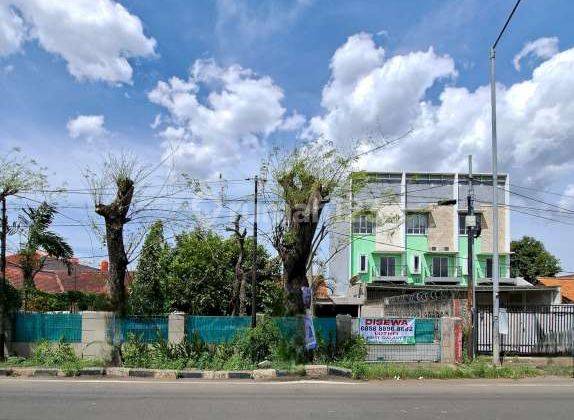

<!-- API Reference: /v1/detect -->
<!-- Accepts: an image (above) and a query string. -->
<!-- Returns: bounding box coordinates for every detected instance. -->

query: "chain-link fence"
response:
[354,317,442,362]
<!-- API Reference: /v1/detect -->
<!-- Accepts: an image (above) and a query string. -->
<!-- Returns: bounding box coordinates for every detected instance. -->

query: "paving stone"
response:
[12,367,36,377]
[304,365,329,378]
[252,369,277,379]
[106,367,130,377]
[153,370,178,380]
[328,366,352,378]
[178,370,204,379]
[79,367,105,376]
[227,371,252,379]
[129,368,155,378]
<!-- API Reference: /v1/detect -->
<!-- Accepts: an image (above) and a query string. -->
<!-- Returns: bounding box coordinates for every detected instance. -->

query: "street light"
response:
[490,0,523,366]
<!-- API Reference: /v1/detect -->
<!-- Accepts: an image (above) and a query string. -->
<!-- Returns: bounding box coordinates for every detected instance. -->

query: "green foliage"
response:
[163,228,282,316]
[18,202,73,290]
[0,148,47,197]
[0,280,21,312]
[235,317,281,363]
[511,236,561,283]
[29,339,96,376]
[346,359,543,380]
[166,229,236,315]
[129,221,170,315]
[21,289,111,312]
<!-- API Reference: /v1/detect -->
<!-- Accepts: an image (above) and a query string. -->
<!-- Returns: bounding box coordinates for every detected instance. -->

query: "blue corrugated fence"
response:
[12,312,82,343]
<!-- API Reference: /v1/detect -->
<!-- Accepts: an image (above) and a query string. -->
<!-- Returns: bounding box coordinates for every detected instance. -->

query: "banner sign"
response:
[304,314,317,350]
[359,318,416,344]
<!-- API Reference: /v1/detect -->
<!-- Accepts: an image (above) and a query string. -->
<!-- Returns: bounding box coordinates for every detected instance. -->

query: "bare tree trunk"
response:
[104,223,129,315]
[227,215,247,316]
[95,178,134,316]
[279,187,324,315]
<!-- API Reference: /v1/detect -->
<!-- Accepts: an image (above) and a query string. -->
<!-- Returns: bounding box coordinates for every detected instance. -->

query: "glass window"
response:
[432,257,449,277]
[352,214,375,234]
[380,257,396,277]
[459,213,481,235]
[359,255,368,272]
[407,213,428,234]
[413,255,420,273]
[486,258,493,278]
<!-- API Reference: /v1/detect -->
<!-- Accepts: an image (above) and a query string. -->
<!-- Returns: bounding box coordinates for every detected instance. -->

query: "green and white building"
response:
[329,172,512,293]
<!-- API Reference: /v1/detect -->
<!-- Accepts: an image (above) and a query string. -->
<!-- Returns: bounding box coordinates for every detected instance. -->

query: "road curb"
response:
[0,365,351,380]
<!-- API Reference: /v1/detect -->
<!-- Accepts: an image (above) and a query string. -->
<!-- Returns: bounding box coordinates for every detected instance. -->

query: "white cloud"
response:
[513,37,559,71]
[0,3,26,56]
[149,59,288,178]
[0,0,156,83]
[67,115,107,141]
[307,32,457,144]
[279,112,306,131]
[308,33,574,188]
[215,0,311,47]
[559,185,574,209]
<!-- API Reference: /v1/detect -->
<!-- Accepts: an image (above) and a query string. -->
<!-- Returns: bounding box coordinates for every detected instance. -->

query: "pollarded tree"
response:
[128,221,170,315]
[268,143,359,314]
[0,148,47,360]
[86,154,144,315]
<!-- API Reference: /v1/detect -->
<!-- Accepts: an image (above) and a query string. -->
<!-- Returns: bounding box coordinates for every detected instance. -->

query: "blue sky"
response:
[1,0,574,274]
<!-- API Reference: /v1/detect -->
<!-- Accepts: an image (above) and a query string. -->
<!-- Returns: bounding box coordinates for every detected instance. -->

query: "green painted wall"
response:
[350,235,376,283]
[406,235,428,284]
[350,231,509,285]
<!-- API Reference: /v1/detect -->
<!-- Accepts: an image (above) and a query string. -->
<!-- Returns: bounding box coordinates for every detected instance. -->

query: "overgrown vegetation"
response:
[120,317,364,371]
[0,340,104,376]
[343,358,572,380]
[19,289,112,312]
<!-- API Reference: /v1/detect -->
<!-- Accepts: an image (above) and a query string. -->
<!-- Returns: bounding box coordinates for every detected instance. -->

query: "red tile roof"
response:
[5,253,116,294]
[538,276,574,303]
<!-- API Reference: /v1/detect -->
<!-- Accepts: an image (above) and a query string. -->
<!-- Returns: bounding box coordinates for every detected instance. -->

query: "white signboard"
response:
[359,318,416,344]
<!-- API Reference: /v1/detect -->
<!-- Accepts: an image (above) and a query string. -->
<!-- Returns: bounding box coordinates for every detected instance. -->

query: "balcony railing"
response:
[429,265,462,279]
[371,265,408,279]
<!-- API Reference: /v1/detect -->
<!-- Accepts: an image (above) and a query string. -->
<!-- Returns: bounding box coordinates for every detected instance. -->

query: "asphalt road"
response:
[0,377,573,420]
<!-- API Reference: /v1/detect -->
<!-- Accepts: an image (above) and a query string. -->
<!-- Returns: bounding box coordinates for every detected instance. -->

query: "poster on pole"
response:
[359,318,416,344]
[304,314,317,350]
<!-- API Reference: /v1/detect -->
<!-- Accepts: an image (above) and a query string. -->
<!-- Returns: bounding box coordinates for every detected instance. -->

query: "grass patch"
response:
[345,359,571,380]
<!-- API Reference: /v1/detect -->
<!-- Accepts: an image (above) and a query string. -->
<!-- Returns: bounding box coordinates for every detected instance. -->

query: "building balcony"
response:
[426,266,462,284]
[372,265,408,284]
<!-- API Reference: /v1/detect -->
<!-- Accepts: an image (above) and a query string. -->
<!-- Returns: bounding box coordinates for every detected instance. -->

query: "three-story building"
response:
[329,172,511,293]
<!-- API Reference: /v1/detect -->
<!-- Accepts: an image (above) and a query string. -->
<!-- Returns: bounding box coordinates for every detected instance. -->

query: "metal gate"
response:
[478,305,574,356]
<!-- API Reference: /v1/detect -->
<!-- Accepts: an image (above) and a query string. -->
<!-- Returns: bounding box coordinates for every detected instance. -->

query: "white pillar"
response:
[168,312,186,344]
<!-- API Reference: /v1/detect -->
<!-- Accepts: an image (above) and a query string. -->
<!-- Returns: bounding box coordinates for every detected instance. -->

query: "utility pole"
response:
[490,0,522,366]
[251,175,258,328]
[0,196,7,360]
[466,155,477,360]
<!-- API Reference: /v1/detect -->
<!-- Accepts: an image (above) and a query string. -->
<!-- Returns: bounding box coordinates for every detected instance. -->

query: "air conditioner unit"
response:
[443,246,449,251]
[431,246,437,251]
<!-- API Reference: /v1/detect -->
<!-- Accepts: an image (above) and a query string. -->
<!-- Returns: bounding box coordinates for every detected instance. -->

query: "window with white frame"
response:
[432,257,449,277]
[486,257,493,278]
[406,213,428,234]
[380,257,396,277]
[359,254,368,273]
[352,213,375,234]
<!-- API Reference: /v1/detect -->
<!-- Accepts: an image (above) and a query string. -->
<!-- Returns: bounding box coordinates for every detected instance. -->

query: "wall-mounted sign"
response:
[359,318,416,344]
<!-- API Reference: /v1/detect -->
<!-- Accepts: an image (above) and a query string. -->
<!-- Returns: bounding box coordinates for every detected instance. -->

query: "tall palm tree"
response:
[18,202,73,299]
